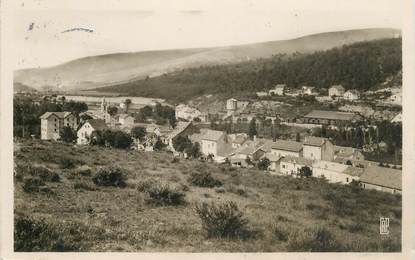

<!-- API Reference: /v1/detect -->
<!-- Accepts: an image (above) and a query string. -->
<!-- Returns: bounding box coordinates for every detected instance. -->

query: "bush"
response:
[14,215,79,251]
[288,227,343,252]
[195,201,248,239]
[59,157,76,169]
[22,177,45,193]
[31,166,60,182]
[144,183,186,206]
[73,180,98,191]
[188,171,222,188]
[272,223,289,241]
[92,167,127,188]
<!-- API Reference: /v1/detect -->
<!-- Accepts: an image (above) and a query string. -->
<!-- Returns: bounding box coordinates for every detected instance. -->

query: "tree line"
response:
[98,38,402,102]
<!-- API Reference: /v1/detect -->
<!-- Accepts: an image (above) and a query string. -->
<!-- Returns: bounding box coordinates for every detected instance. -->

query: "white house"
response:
[343,90,360,101]
[270,140,303,158]
[269,84,285,96]
[359,166,402,194]
[391,113,402,123]
[77,119,108,145]
[226,98,238,116]
[328,85,345,97]
[200,129,227,157]
[302,86,316,95]
[118,114,135,126]
[389,93,402,104]
[312,161,363,184]
[279,156,313,176]
[256,91,269,97]
[302,136,334,161]
[175,104,206,122]
[40,112,78,140]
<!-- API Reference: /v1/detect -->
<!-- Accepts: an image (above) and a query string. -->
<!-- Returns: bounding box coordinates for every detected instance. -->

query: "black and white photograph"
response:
[1,0,414,257]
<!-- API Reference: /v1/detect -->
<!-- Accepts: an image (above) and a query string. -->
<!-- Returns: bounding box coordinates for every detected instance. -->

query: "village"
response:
[35,82,402,195]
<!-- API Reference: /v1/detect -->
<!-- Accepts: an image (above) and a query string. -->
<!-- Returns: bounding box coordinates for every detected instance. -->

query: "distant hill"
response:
[14,28,400,92]
[97,38,402,102]
[13,82,37,93]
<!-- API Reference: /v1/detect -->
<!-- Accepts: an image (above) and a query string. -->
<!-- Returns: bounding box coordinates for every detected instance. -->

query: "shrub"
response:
[195,201,248,239]
[59,157,76,169]
[288,227,343,252]
[92,167,127,188]
[30,166,60,182]
[144,183,186,206]
[188,171,222,188]
[14,215,79,251]
[22,177,45,193]
[73,180,98,191]
[272,223,289,241]
[136,178,158,192]
[215,186,226,193]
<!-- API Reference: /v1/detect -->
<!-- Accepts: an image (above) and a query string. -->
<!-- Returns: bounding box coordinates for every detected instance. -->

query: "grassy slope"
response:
[14,140,401,252]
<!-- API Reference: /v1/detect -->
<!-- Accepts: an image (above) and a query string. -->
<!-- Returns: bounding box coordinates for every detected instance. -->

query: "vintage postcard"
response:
[0,0,414,259]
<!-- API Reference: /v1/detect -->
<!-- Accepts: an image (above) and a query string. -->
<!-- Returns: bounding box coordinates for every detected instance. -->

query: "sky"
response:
[12,0,402,70]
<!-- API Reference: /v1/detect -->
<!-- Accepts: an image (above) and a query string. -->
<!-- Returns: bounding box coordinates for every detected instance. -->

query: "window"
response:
[346,177,349,183]
[282,165,285,169]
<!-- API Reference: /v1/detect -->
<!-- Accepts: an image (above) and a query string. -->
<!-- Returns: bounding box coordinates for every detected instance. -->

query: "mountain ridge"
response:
[14,28,400,92]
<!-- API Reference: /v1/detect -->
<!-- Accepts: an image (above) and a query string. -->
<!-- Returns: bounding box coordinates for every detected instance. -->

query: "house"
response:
[343,90,360,101]
[389,93,402,104]
[77,119,108,145]
[40,112,78,140]
[329,85,345,97]
[301,86,316,95]
[279,156,313,176]
[175,104,206,122]
[303,110,361,125]
[166,121,193,150]
[303,136,334,161]
[269,84,285,96]
[229,134,248,148]
[256,91,269,97]
[270,140,303,158]
[333,145,365,161]
[391,113,402,123]
[118,114,135,126]
[359,166,402,194]
[200,129,231,161]
[312,161,363,184]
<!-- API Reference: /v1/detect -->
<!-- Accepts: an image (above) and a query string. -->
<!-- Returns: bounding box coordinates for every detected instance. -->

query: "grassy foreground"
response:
[14,140,401,252]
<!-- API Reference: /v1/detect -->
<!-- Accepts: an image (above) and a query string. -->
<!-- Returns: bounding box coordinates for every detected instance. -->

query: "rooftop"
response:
[303,136,328,147]
[280,156,313,167]
[312,160,349,173]
[360,166,402,190]
[40,111,73,119]
[271,140,303,152]
[330,85,345,91]
[201,129,225,142]
[86,119,108,131]
[304,110,357,121]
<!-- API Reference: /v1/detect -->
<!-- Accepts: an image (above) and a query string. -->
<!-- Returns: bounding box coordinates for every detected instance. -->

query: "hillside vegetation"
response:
[14,140,401,252]
[14,28,399,92]
[97,38,401,102]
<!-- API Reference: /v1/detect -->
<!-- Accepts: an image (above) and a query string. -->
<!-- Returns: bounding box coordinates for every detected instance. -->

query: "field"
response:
[14,140,401,252]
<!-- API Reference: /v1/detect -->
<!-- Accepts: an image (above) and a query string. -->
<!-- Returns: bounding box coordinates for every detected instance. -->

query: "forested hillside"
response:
[97,38,402,102]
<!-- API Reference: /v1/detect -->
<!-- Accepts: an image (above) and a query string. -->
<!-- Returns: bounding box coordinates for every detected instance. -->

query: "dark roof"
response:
[304,110,357,121]
[40,111,73,119]
[201,129,225,141]
[271,140,303,152]
[330,85,345,91]
[360,166,402,190]
[280,156,313,167]
[303,136,327,147]
[87,119,108,131]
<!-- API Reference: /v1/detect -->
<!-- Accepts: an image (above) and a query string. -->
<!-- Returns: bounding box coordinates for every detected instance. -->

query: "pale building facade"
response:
[40,112,78,140]
[303,136,334,161]
[328,85,345,97]
[77,119,108,145]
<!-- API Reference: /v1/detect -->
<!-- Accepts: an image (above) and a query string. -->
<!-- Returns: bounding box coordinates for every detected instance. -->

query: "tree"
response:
[248,118,257,139]
[173,135,192,152]
[186,142,201,158]
[60,126,77,143]
[112,131,133,149]
[153,137,165,151]
[257,157,270,171]
[107,106,118,116]
[130,126,146,142]
[299,166,312,178]
[125,99,132,113]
